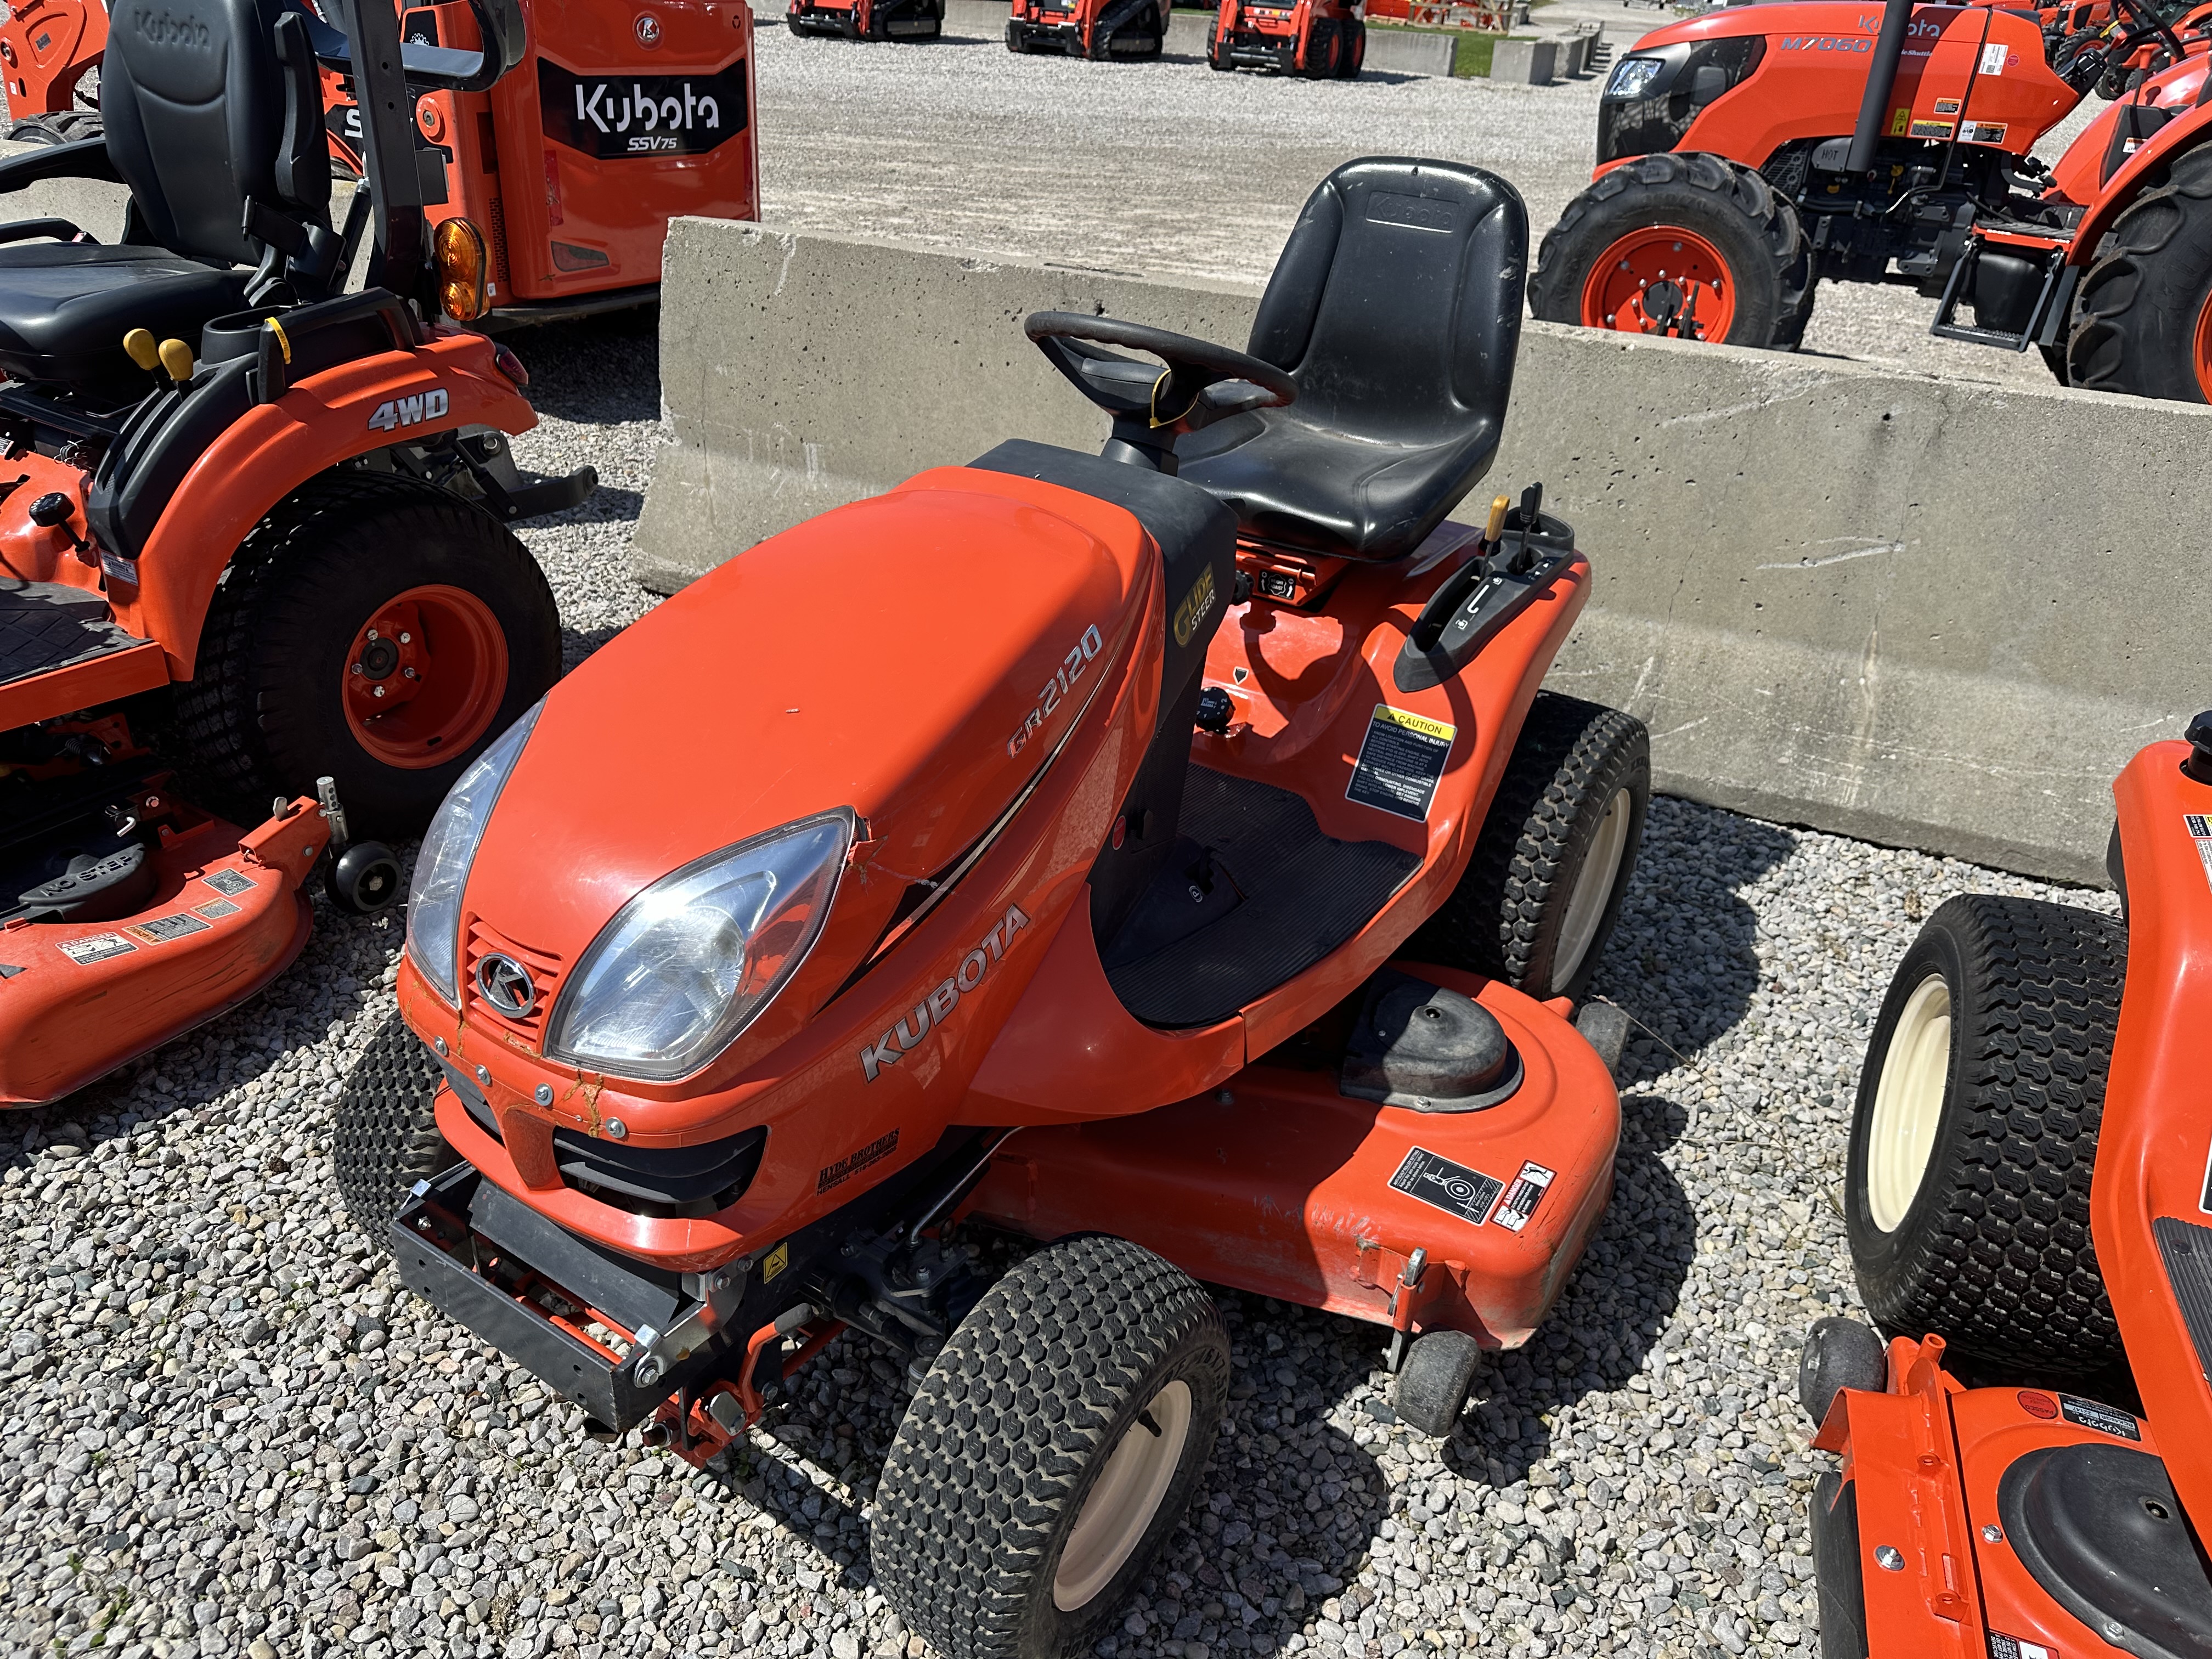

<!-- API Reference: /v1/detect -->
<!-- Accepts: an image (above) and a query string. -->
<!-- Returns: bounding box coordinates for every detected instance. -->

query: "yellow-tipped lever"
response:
[1482,493,1510,544]
[122,328,159,372]
[156,337,193,383]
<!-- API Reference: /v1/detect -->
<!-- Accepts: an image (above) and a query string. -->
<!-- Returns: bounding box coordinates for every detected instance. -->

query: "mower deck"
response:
[1812,1335,2212,1659]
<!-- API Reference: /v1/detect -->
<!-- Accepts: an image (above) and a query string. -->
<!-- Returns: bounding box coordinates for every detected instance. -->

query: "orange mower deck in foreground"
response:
[1800,730,2212,1656]
[338,159,1652,1659]
[2,0,591,1106]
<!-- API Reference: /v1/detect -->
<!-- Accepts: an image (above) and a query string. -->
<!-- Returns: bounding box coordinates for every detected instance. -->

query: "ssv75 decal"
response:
[538,58,749,159]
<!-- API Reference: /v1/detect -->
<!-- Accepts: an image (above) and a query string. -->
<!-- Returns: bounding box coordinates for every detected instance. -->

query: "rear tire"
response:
[1301,19,1341,75]
[1336,15,1364,75]
[172,473,561,840]
[2067,144,2212,402]
[1846,895,2125,1375]
[1531,151,1813,349]
[332,1013,453,1236]
[874,1235,1228,1659]
[1409,691,1650,1003]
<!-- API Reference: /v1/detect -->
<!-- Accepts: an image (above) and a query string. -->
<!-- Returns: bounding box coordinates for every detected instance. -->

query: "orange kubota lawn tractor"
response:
[1007,0,1170,58]
[336,158,1651,1658]
[2,0,760,325]
[1531,0,2212,400]
[1207,0,1365,76]
[0,0,600,1110]
[1796,717,2212,1658]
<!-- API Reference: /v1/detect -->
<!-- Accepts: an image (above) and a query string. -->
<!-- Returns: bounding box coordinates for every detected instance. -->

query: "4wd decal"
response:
[538,57,748,159]
[368,387,450,432]
[859,904,1030,1081]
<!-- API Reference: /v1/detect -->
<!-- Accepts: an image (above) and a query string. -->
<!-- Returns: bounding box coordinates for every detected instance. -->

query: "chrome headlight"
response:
[544,812,852,1082]
[404,702,542,1006]
[1605,55,1667,99]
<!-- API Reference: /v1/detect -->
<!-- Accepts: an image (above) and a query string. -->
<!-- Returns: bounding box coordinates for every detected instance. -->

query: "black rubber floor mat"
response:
[1107,767,1421,1028]
[2155,1215,2212,1385]
[1,579,142,689]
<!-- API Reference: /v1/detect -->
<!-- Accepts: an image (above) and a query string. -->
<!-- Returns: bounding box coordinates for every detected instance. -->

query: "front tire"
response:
[1410,691,1650,1002]
[1531,151,1812,349]
[173,473,562,839]
[1846,895,2125,1375]
[2067,144,2212,402]
[332,1014,453,1235]
[874,1235,1229,1659]
[1336,15,1364,76]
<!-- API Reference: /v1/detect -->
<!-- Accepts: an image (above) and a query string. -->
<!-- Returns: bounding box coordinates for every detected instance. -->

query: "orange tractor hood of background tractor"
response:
[460,466,1155,990]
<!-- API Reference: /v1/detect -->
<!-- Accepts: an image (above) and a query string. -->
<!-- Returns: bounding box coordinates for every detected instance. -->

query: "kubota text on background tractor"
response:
[1797,715,2212,1657]
[336,158,1652,1659]
[1532,0,2212,401]
[2,0,760,325]
[1208,0,1366,76]
[1007,0,1170,59]
[1,0,596,1109]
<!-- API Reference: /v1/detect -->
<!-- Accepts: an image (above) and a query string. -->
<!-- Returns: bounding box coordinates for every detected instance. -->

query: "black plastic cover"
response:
[1340,969,1522,1113]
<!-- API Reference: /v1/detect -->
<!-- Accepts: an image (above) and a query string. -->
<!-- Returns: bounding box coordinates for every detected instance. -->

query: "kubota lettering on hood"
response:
[859,904,1030,1081]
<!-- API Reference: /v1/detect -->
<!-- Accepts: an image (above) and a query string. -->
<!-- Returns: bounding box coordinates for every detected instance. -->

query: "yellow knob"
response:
[1483,494,1510,542]
[122,328,159,371]
[157,338,194,382]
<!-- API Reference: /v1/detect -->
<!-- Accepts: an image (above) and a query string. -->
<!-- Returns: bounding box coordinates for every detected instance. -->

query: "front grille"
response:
[462,919,563,1047]
[555,1125,769,1219]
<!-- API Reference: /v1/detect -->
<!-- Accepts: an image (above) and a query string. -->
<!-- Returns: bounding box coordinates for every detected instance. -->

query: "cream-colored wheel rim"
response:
[1556,788,1634,986]
[1866,973,1953,1233]
[1052,1379,1193,1612]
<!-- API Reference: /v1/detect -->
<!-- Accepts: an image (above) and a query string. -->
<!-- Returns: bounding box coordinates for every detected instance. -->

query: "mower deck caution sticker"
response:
[126,912,212,945]
[192,897,242,921]
[1492,1161,1557,1233]
[1986,1635,2055,1659]
[1390,1147,1504,1226]
[1348,705,1456,822]
[204,869,256,897]
[57,933,137,966]
[2058,1395,2141,1441]
[2185,814,2212,889]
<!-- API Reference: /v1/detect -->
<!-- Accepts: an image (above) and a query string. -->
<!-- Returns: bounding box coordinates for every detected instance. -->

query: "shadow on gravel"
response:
[501,309,662,425]
[1590,796,1796,1073]
[1447,1090,1696,1488]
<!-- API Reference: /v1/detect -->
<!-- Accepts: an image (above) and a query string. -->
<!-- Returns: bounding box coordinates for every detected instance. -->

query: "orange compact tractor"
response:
[787,0,945,42]
[338,159,1650,1658]
[1532,0,2212,399]
[3,0,760,324]
[0,0,104,144]
[1798,718,2212,1658]
[1207,0,1366,75]
[1007,0,1170,57]
[0,0,596,1109]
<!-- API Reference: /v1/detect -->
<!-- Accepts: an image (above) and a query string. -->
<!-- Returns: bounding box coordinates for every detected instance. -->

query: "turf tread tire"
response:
[1530,151,1813,350]
[874,1234,1229,1659]
[171,471,560,839]
[2066,144,2212,401]
[1846,894,2125,1375]
[332,1013,452,1236]
[1409,691,1650,1002]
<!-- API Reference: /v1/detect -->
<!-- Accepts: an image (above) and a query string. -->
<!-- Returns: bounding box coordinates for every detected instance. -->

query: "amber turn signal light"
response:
[433,217,490,324]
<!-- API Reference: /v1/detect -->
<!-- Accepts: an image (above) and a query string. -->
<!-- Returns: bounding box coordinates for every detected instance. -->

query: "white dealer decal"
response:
[368,387,451,432]
[859,904,1030,1081]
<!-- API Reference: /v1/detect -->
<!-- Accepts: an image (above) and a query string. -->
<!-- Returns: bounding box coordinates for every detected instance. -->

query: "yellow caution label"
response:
[1369,704,1458,742]
[762,1242,789,1283]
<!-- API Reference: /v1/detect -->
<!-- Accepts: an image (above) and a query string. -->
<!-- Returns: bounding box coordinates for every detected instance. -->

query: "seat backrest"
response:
[99,0,331,267]
[1245,158,1526,450]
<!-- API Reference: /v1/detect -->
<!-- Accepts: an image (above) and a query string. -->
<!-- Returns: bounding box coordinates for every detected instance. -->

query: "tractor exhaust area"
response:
[2,19,2180,1659]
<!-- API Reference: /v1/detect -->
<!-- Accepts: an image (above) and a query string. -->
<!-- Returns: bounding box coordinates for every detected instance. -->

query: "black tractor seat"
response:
[1178,157,1530,563]
[0,244,252,388]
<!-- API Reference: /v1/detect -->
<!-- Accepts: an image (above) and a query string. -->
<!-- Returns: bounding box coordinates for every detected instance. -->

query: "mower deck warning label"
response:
[1348,705,1456,822]
[1987,1635,2056,1659]
[1389,1147,1504,1226]
[57,933,137,967]
[204,870,256,897]
[126,912,212,945]
[2058,1395,2140,1441]
[1492,1161,1557,1233]
[2185,814,2212,890]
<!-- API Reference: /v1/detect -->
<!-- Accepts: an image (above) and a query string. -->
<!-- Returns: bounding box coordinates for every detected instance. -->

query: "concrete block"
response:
[640,222,2210,883]
[1362,26,1457,76]
[1558,29,1592,76]
[1489,35,1554,82]
[1166,8,1212,53]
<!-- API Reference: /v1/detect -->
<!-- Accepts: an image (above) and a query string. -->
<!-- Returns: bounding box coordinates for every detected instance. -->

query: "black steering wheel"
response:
[1024,313,1295,454]
[2114,0,2191,63]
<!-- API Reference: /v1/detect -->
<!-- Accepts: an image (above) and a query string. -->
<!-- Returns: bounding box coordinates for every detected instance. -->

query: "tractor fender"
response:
[2068,87,2212,261]
[114,329,537,681]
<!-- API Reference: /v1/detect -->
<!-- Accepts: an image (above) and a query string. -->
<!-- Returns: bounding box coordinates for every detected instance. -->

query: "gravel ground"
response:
[3,291,2120,1656]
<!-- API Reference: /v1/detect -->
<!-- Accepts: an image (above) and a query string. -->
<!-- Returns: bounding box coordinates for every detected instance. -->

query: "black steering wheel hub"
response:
[1024,311,1296,474]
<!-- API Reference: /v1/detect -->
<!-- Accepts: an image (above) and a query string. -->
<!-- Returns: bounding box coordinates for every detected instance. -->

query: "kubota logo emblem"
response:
[368,387,450,432]
[133,8,210,47]
[475,953,537,1018]
[858,905,1030,1081]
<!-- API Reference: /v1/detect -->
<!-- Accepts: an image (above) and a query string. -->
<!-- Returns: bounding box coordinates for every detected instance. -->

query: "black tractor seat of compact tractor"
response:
[1177,157,1530,565]
[0,0,345,393]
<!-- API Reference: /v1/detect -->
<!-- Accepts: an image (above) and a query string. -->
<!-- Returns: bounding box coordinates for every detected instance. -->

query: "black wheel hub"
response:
[356,635,400,680]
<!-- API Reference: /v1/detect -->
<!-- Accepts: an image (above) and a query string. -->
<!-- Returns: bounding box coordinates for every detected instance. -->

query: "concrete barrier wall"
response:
[640,218,2206,885]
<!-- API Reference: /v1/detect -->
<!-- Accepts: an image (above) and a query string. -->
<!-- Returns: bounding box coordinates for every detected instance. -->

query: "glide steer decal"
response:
[859,904,1030,1081]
